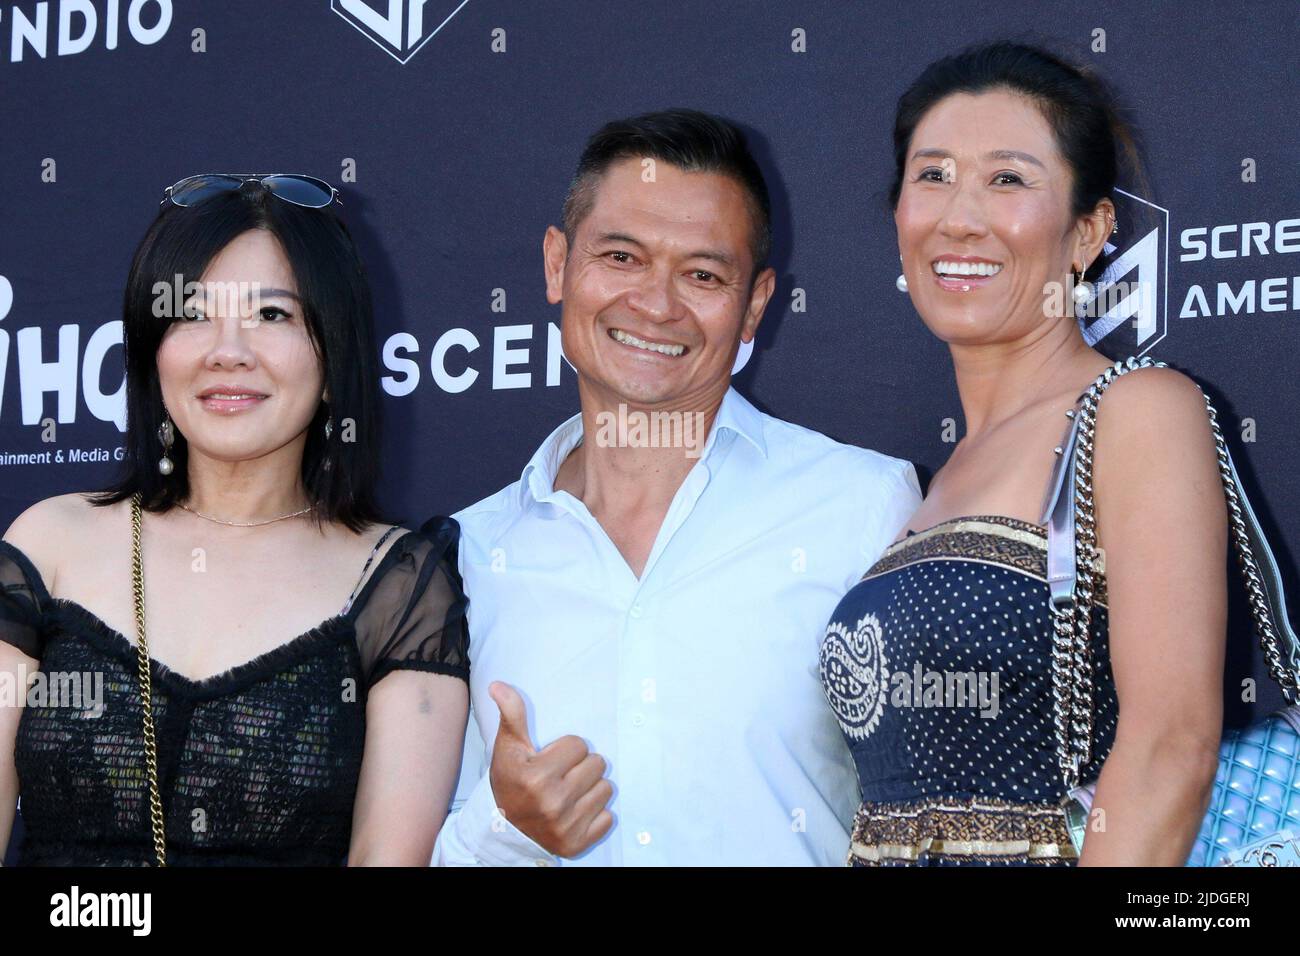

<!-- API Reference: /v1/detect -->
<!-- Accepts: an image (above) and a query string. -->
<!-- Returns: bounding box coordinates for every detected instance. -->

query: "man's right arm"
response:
[431,682,613,865]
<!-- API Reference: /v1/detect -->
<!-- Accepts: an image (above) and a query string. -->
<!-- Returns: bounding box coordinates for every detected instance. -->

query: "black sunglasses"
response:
[161,173,341,209]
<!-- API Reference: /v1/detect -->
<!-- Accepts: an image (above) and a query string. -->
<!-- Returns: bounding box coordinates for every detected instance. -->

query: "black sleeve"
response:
[0,540,47,660]
[351,516,469,691]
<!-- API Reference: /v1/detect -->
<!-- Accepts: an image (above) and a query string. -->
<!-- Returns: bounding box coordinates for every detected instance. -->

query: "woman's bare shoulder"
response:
[1096,363,1207,411]
[333,521,414,596]
[3,493,121,589]
[1092,365,1216,458]
[1091,365,1224,529]
[5,492,117,539]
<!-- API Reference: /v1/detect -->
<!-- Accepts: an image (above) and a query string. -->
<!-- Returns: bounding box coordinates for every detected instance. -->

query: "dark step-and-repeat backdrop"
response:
[1,0,1296,739]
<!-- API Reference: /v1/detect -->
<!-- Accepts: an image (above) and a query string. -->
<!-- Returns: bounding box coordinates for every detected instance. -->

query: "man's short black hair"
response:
[562,108,772,275]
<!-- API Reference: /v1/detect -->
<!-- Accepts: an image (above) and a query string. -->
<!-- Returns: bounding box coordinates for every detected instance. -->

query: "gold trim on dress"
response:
[864,514,1110,608]
[846,794,1079,866]
[883,516,1047,556]
[849,839,1072,862]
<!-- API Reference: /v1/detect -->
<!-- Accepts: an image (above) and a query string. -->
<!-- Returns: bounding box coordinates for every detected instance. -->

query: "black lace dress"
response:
[0,515,469,866]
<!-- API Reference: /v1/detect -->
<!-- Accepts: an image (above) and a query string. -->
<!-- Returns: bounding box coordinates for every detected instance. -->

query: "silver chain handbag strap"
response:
[1049,356,1300,790]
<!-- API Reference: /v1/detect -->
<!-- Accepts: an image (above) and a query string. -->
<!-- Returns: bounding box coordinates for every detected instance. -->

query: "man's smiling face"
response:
[545,156,773,410]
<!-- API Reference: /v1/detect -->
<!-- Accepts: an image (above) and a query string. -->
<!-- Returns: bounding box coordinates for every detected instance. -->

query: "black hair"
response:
[90,184,387,533]
[889,40,1146,285]
[562,107,772,278]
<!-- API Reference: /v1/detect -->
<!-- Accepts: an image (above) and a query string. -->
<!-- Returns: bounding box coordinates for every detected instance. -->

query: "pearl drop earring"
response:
[157,414,175,476]
[896,255,908,293]
[1072,269,1093,304]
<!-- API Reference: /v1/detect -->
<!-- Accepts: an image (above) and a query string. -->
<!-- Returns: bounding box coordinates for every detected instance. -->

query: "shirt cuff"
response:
[453,772,562,867]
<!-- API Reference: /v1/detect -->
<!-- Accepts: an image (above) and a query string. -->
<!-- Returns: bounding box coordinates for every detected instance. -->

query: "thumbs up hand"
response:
[487,681,614,858]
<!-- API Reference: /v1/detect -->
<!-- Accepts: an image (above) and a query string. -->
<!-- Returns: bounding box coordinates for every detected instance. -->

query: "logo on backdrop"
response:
[331,0,470,64]
[1176,214,1300,320]
[0,274,126,434]
[2,0,173,64]
[1079,189,1169,357]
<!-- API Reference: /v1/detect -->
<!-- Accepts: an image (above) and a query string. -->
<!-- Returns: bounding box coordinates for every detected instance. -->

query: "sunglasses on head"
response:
[161,173,341,209]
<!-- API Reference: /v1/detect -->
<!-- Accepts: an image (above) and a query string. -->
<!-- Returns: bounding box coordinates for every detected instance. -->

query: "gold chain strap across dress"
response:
[130,492,168,867]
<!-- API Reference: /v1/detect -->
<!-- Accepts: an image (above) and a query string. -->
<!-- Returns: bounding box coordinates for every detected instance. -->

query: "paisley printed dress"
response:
[819,515,1119,865]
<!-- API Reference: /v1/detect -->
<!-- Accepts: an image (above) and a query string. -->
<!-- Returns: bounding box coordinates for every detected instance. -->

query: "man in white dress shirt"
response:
[433,109,921,866]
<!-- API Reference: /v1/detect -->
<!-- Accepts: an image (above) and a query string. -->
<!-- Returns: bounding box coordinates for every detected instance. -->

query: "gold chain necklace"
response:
[177,501,313,527]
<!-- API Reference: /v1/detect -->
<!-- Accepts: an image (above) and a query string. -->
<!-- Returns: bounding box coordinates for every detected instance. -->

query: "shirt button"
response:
[629,604,643,618]
[534,858,555,867]
[636,830,652,846]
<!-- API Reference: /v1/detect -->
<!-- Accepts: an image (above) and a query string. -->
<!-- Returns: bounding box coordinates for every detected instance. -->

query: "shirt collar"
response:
[519,385,768,506]
[711,384,768,459]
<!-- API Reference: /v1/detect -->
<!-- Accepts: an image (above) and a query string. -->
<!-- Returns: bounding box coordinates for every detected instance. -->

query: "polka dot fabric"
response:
[819,515,1119,866]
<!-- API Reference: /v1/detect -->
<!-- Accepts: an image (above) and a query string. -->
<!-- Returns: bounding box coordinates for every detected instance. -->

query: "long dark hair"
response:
[90,185,388,533]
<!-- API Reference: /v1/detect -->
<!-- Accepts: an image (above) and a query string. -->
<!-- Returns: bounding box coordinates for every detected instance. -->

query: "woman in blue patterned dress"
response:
[820,42,1227,865]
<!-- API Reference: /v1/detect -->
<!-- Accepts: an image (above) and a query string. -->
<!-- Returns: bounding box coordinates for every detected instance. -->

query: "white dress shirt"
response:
[432,385,921,865]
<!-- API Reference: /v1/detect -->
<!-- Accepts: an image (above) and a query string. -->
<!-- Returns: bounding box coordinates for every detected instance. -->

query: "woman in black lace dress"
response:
[0,175,470,866]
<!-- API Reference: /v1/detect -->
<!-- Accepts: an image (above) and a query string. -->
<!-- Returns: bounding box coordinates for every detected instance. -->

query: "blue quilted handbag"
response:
[1185,706,1300,866]
[1046,358,1300,866]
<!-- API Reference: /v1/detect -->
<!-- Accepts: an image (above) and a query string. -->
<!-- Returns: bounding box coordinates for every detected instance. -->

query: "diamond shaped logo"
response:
[1079,188,1169,356]
[332,0,470,64]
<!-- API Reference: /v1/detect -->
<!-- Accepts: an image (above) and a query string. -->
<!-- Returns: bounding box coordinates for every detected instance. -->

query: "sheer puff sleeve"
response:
[0,539,48,661]
[350,515,470,691]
